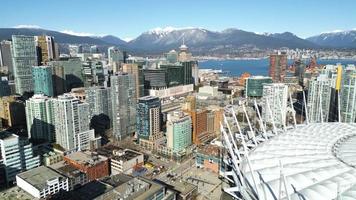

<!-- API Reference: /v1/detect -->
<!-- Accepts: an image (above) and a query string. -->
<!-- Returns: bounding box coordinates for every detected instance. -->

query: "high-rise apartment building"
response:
[136,96,161,141]
[0,95,26,128]
[32,66,54,96]
[262,83,288,127]
[84,86,112,120]
[107,47,123,72]
[340,65,356,123]
[25,94,54,143]
[0,131,40,185]
[52,94,95,151]
[307,75,335,123]
[269,52,287,82]
[166,112,192,153]
[11,35,37,94]
[186,109,208,144]
[111,73,136,140]
[0,40,14,79]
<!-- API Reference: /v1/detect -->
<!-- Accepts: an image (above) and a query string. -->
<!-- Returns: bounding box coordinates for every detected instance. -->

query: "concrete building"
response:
[0,131,40,184]
[49,161,88,190]
[85,86,112,120]
[35,35,56,64]
[149,84,194,99]
[262,83,288,127]
[245,76,273,98]
[269,52,287,82]
[52,94,95,151]
[0,77,11,97]
[107,47,123,72]
[166,112,192,153]
[122,63,144,98]
[16,166,69,199]
[111,73,137,140]
[182,95,196,111]
[340,65,356,123]
[32,65,54,96]
[11,35,38,94]
[197,85,220,99]
[307,75,334,123]
[63,151,109,181]
[25,94,55,143]
[42,151,63,166]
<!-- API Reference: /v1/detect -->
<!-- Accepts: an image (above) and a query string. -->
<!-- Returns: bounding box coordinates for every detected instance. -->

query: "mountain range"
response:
[0,27,355,55]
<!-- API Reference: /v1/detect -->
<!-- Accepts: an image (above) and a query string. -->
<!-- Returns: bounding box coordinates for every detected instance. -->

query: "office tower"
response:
[262,83,288,127]
[294,59,305,86]
[49,58,84,92]
[11,35,37,94]
[181,61,194,85]
[84,86,112,120]
[245,76,273,98]
[107,47,123,72]
[191,61,199,85]
[143,69,168,93]
[307,75,334,123]
[0,40,14,79]
[136,96,161,141]
[122,63,144,98]
[166,112,192,153]
[82,60,105,87]
[165,50,178,63]
[111,73,136,140]
[160,63,190,87]
[269,52,287,82]
[340,65,356,122]
[35,35,55,64]
[32,66,54,97]
[0,131,40,184]
[52,94,94,151]
[0,95,26,128]
[186,109,208,144]
[0,77,11,97]
[90,45,99,54]
[25,95,54,143]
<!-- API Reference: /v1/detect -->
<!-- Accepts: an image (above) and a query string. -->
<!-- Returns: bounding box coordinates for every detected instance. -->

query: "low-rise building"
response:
[63,151,109,181]
[43,151,63,166]
[16,166,69,199]
[195,144,220,173]
[49,161,88,190]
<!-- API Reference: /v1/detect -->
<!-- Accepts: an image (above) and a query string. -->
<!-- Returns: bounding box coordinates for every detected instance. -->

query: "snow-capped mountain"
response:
[306,30,356,48]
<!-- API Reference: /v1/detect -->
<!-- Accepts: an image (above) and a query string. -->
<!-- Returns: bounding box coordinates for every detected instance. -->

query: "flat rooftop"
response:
[49,161,85,178]
[112,149,142,162]
[197,144,220,157]
[17,166,66,191]
[0,131,18,140]
[65,151,107,166]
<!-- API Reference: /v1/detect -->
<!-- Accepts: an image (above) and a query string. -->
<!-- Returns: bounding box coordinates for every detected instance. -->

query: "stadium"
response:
[221,105,356,200]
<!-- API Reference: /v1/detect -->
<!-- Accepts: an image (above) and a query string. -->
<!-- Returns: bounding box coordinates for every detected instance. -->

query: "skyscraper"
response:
[262,83,288,127]
[25,94,54,142]
[0,40,14,79]
[122,63,144,98]
[52,94,94,151]
[84,86,112,120]
[136,96,161,141]
[245,76,273,98]
[34,35,55,64]
[0,131,40,184]
[166,112,192,153]
[0,77,11,97]
[107,47,123,72]
[11,35,37,94]
[111,73,136,140]
[269,52,287,82]
[340,65,356,123]
[307,75,334,123]
[32,66,54,97]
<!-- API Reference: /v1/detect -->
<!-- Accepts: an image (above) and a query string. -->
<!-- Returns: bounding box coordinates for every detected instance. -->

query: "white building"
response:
[110,149,144,175]
[149,84,194,99]
[16,166,69,199]
[262,83,288,127]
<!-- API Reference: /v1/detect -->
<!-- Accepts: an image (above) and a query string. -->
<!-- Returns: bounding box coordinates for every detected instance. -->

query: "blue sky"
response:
[1,0,355,40]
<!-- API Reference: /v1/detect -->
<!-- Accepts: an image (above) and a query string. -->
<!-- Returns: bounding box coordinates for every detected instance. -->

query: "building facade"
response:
[84,86,112,120]
[25,94,54,143]
[111,73,137,140]
[262,83,288,127]
[340,65,356,123]
[32,65,54,96]
[269,52,287,82]
[245,76,273,97]
[136,96,161,141]
[166,112,192,153]
[11,35,37,94]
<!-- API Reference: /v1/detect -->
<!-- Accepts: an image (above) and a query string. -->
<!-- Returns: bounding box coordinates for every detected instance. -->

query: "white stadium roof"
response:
[239,123,356,200]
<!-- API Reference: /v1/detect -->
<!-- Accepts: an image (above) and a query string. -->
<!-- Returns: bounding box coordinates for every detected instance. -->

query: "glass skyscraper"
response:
[136,96,161,141]
[166,112,192,153]
[32,66,54,96]
[11,35,37,94]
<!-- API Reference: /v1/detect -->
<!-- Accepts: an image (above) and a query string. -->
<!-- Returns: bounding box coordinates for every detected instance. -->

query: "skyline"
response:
[1,0,356,40]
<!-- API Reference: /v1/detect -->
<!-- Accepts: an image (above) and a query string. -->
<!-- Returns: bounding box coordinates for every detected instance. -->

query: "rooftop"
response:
[0,131,18,141]
[49,161,85,178]
[197,144,220,157]
[65,151,107,166]
[17,166,66,191]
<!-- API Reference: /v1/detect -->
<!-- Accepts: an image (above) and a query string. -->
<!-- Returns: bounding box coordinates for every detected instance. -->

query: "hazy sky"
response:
[1,0,355,40]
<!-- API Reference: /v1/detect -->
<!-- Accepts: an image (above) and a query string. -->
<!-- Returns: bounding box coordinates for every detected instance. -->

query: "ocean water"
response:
[199,59,356,76]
